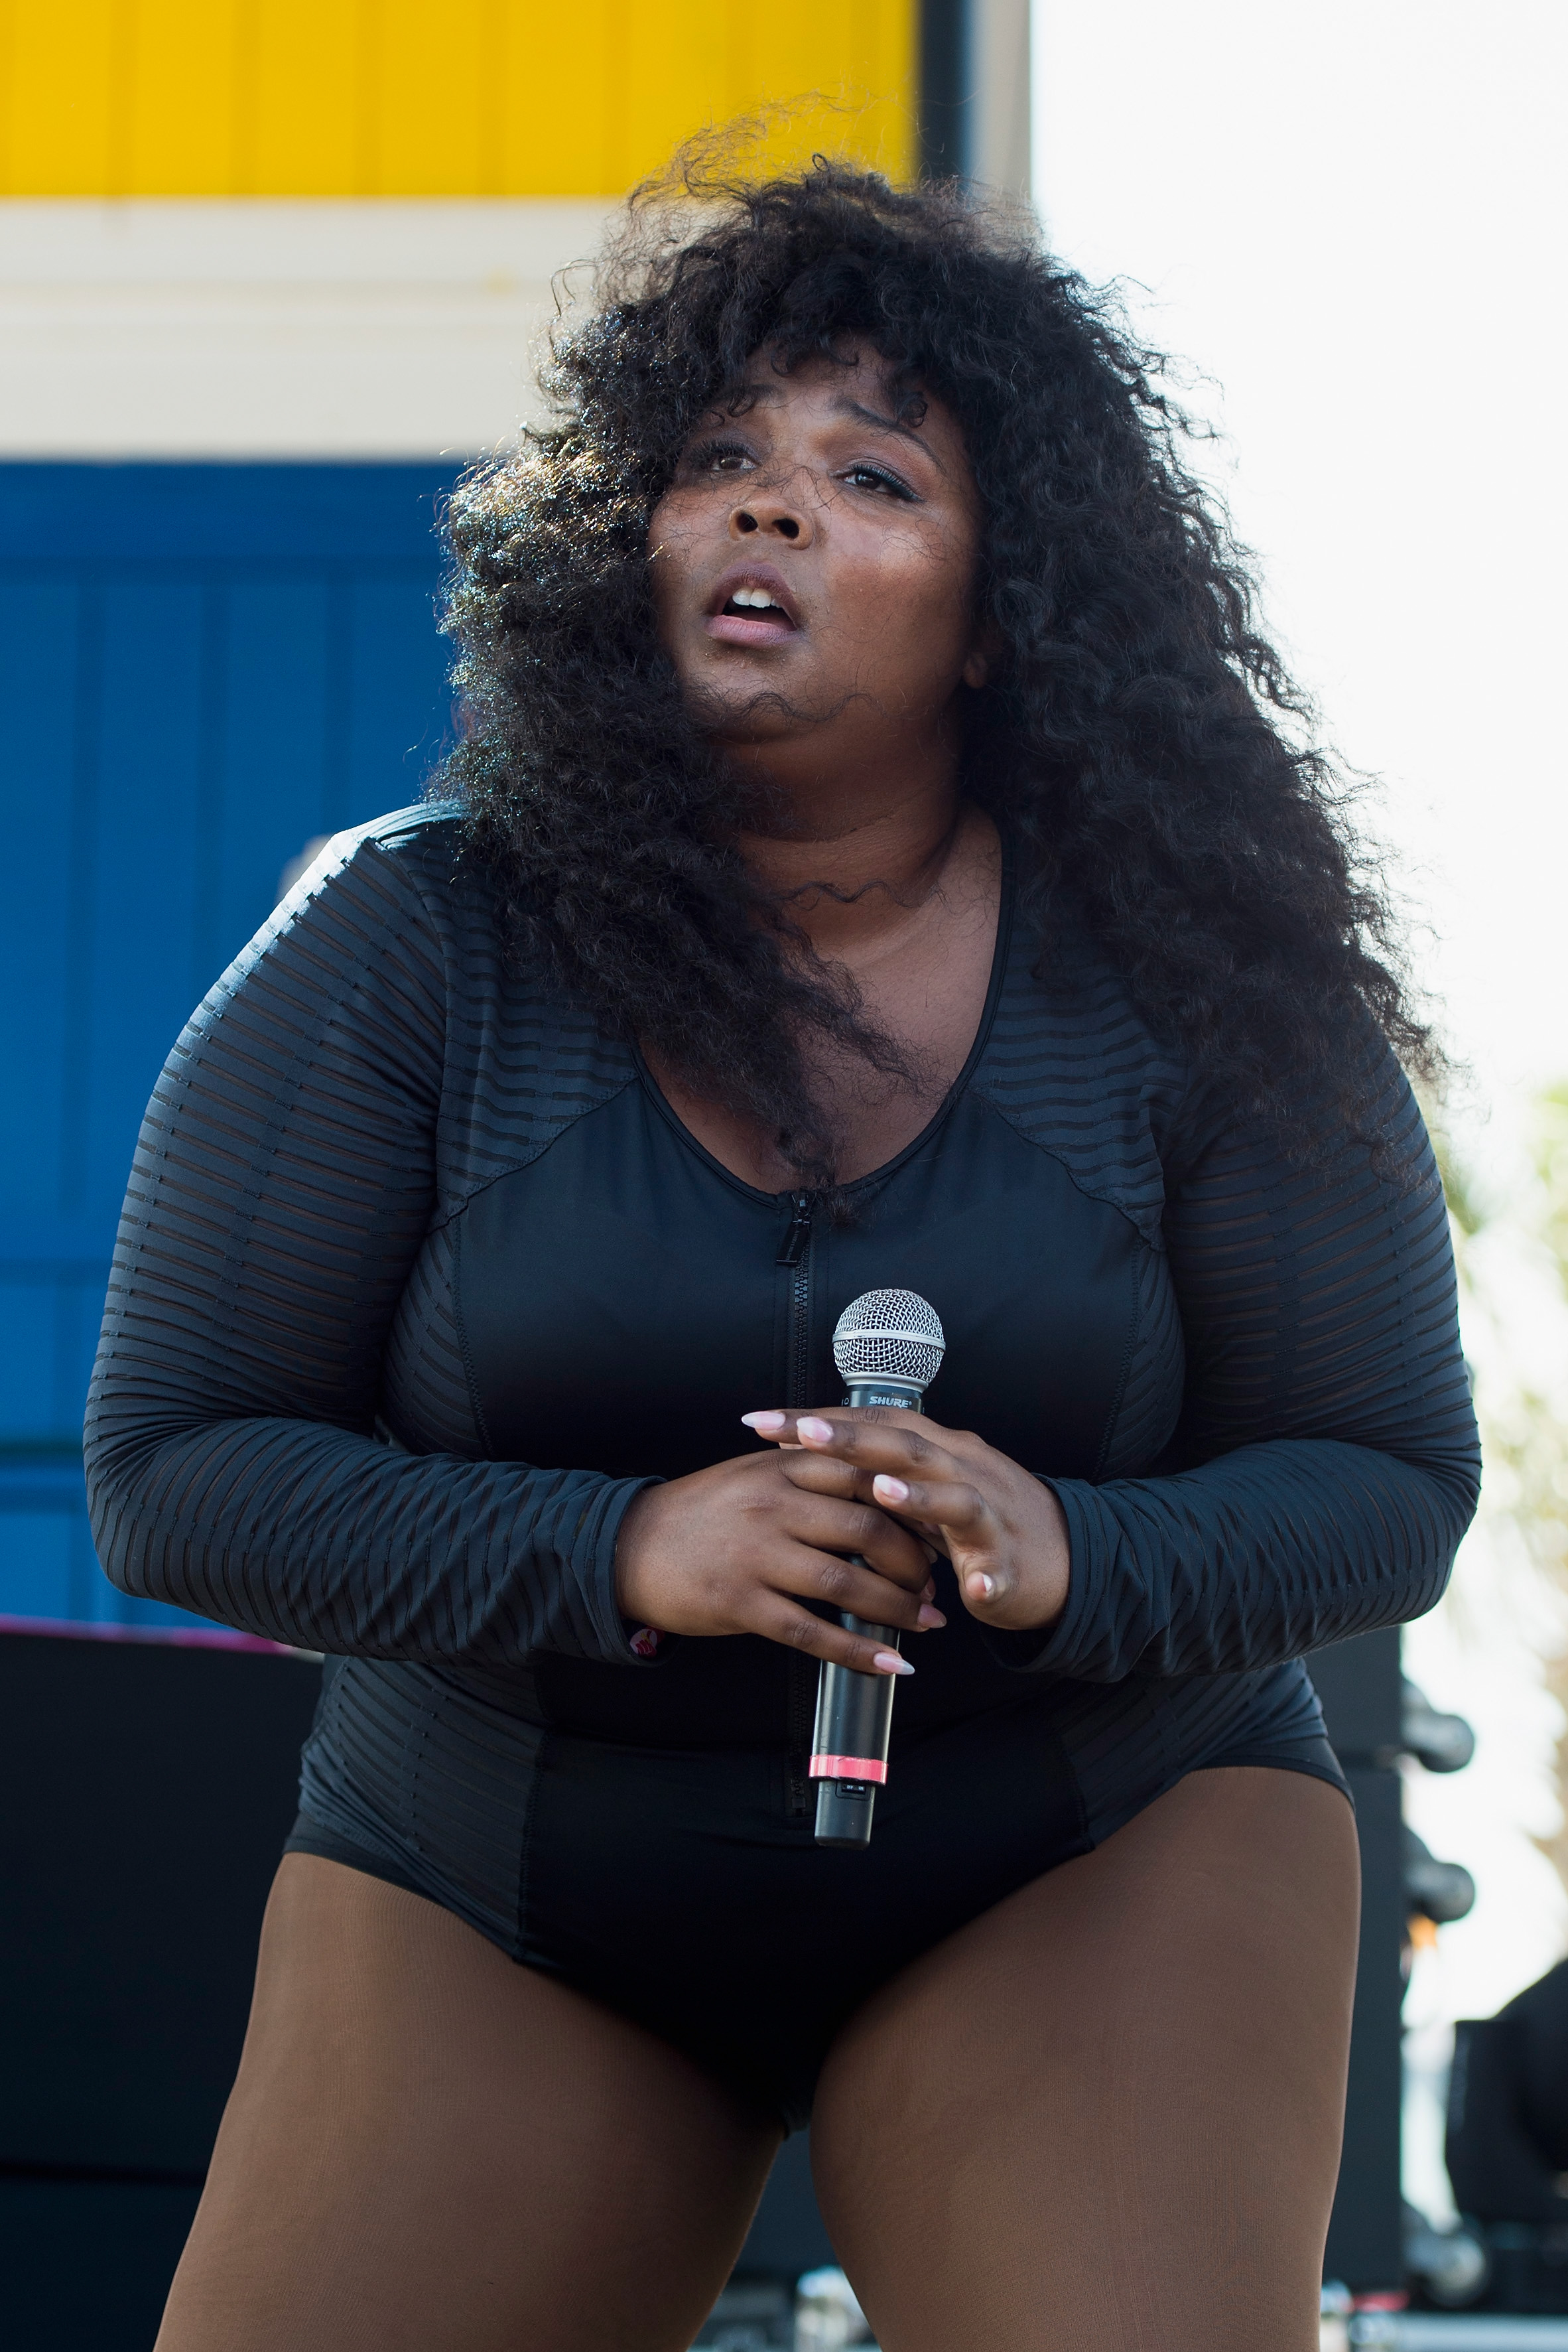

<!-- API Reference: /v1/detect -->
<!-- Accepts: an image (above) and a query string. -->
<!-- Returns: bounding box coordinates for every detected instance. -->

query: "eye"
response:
[683,435,755,478]
[840,462,917,502]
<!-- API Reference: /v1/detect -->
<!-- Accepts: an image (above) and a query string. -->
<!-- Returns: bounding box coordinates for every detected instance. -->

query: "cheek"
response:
[844,525,976,669]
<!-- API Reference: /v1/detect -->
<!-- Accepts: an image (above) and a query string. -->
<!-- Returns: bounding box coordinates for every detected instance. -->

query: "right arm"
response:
[86,827,932,1675]
[86,830,655,1668]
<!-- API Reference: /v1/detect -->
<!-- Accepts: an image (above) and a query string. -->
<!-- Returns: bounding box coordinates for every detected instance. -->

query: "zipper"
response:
[779,1189,817,1818]
[776,1189,813,1271]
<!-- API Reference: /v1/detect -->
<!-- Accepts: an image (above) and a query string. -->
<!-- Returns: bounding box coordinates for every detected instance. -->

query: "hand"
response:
[614,1448,948,1675]
[741,1408,1071,1633]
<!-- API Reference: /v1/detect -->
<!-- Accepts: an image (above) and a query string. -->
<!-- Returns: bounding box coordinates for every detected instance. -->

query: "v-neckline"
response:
[633,837,1017,1206]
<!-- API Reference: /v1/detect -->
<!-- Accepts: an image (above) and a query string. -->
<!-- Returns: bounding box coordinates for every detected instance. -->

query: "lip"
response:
[702,562,802,648]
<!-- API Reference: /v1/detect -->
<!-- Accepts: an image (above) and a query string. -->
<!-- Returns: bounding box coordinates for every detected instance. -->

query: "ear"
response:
[962,621,1004,691]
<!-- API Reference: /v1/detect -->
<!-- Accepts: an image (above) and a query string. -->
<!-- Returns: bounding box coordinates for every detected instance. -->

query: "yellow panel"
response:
[614,0,732,192]
[0,0,917,195]
[373,0,486,196]
[497,1,616,198]
[607,3,914,193]
[247,0,362,194]
[125,0,241,193]
[1,0,120,194]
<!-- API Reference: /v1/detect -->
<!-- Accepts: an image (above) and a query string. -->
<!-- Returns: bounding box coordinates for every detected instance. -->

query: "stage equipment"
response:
[811,1289,945,1848]
[0,1626,322,2348]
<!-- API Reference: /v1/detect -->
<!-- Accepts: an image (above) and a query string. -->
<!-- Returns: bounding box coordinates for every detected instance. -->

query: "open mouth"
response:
[724,586,789,617]
[705,569,801,647]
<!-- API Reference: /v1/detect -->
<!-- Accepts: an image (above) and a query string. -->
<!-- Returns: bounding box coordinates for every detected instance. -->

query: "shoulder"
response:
[971,888,1194,1243]
[282,799,470,930]
[300,804,639,1206]
[257,798,520,1011]
[975,886,1440,1241]
[181,803,500,1092]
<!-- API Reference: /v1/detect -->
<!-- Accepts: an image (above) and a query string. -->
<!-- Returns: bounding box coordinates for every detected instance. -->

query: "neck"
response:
[728,739,968,964]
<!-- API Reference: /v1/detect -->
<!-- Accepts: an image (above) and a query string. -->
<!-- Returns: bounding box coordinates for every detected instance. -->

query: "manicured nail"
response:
[873,1474,910,1503]
[968,1572,996,1600]
[742,1411,787,1432]
[797,1417,834,1442]
[873,1651,915,1675]
[917,1604,947,1629]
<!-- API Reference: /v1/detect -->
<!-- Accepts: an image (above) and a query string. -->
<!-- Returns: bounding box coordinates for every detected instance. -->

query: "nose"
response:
[729,494,813,546]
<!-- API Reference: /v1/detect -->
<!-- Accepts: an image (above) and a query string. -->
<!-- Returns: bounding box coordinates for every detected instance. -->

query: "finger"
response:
[869,1472,990,1537]
[791,1456,990,1549]
[755,1601,915,1677]
[781,1490,936,1596]
[777,1454,945,1564]
[744,1407,951,1464]
[772,1411,956,1482]
[771,1535,945,1630]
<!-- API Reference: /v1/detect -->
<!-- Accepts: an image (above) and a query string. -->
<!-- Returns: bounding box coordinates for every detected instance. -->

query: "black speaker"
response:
[0,1629,322,2176]
[1310,1628,1406,2296]
[0,1627,322,2349]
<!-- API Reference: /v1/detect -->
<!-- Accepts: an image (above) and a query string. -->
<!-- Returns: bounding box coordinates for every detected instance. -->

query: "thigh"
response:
[811,1767,1360,2352]
[157,1856,781,2352]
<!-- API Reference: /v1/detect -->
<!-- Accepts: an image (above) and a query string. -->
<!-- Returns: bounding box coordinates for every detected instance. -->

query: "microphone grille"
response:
[832,1289,946,1393]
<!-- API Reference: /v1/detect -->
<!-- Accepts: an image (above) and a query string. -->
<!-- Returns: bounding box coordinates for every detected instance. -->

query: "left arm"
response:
[752,1052,1480,1681]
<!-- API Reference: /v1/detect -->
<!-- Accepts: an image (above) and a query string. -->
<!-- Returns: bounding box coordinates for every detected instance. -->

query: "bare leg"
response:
[157,1856,780,2352]
[813,1767,1360,2352]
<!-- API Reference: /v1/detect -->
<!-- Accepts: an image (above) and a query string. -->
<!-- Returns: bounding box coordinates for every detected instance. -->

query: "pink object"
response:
[0,1613,297,1655]
[809,1753,888,1783]
[628,1624,663,1658]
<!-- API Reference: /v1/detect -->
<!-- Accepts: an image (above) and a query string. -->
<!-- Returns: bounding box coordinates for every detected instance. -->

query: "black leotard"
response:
[85,806,1479,2126]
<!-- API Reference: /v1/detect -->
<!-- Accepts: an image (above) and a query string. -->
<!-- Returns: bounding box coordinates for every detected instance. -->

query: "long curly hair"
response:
[440,151,1432,1188]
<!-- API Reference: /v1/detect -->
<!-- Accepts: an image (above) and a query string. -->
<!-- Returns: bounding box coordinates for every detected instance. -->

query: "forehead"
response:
[712,346,967,468]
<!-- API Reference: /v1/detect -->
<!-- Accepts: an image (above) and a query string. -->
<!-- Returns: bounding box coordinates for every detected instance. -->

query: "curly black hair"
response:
[439,152,1433,1188]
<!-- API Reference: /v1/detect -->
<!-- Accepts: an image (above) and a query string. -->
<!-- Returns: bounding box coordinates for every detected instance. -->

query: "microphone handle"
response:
[811,1594,899,1847]
[811,1378,925,1849]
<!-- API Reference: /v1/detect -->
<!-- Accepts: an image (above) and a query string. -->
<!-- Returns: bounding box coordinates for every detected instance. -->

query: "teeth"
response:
[730,587,783,611]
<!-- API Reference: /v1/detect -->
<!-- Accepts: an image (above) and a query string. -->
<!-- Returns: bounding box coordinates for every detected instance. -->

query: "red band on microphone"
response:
[809,1754,888,1783]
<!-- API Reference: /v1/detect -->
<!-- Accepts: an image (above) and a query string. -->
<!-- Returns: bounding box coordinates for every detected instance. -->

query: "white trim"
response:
[0,200,617,457]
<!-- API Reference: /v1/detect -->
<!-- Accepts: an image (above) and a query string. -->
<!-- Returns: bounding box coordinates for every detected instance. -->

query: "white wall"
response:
[1033,0,1568,2197]
[1033,0,1566,1111]
[0,200,613,457]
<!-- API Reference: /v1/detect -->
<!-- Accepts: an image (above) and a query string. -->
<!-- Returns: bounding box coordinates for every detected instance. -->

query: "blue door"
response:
[0,464,458,1631]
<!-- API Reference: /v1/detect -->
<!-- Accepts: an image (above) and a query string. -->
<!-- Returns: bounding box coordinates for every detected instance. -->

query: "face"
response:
[648,347,991,788]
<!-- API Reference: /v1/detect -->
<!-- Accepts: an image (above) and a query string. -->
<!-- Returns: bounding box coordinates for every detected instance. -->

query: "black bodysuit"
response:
[85,807,1480,2127]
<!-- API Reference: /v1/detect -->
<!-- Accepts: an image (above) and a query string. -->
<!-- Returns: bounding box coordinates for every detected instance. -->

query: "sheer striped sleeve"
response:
[1018,1046,1480,1682]
[83,826,655,1669]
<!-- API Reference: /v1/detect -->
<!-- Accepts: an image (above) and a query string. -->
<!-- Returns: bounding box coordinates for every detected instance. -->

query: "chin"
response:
[685,677,813,741]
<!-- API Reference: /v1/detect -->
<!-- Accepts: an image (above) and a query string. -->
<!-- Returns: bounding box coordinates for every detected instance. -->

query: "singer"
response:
[87,159,1478,2351]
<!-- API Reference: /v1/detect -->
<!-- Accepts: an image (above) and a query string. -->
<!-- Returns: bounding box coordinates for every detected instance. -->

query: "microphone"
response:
[811,1288,946,1849]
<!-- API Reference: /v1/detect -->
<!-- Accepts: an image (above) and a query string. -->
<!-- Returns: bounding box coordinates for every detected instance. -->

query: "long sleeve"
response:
[1015,1048,1480,1682]
[84,825,655,1668]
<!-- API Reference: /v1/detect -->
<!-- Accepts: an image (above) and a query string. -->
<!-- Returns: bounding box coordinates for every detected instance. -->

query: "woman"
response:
[87,161,1479,2351]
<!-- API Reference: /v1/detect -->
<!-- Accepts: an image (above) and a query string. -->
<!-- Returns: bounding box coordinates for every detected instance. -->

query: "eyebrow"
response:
[723,378,948,476]
[832,395,945,468]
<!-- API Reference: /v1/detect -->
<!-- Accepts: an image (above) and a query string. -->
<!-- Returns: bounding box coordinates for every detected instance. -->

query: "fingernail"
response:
[968,1572,996,1600]
[741,1411,787,1431]
[797,1417,834,1442]
[917,1604,947,1629]
[873,1651,915,1675]
[873,1474,910,1503]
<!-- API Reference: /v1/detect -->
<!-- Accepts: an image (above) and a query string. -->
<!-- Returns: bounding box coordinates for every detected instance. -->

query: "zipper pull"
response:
[776,1190,813,1267]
